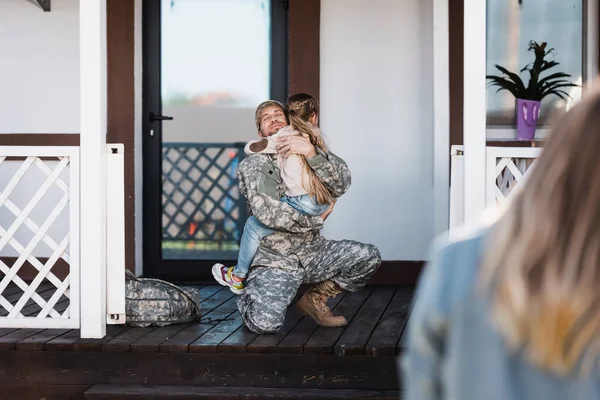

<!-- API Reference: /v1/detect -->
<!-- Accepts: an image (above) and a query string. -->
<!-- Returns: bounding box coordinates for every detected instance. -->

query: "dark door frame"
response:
[142,0,289,282]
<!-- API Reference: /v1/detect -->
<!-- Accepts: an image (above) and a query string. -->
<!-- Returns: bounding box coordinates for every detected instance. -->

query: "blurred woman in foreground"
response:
[401,87,600,400]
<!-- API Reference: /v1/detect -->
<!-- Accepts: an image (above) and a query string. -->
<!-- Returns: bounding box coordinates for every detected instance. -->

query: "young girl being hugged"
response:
[212,93,334,294]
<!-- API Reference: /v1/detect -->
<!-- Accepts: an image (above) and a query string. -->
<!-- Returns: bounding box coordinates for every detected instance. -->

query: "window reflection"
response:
[486,0,582,126]
[161,0,271,142]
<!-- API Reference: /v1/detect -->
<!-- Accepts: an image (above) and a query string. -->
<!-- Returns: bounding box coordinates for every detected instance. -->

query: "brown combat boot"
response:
[296,280,347,327]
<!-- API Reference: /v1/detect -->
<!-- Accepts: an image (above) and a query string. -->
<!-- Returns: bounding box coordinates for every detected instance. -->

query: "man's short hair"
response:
[255,100,286,131]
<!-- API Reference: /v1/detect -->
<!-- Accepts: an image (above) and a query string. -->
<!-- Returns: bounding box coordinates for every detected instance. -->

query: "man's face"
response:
[258,106,287,137]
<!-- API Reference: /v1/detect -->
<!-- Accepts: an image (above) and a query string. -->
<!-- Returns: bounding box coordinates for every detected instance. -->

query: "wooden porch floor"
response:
[0,284,412,355]
[0,284,413,399]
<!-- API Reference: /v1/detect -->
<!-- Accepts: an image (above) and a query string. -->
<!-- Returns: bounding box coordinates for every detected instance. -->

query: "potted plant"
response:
[486,41,578,141]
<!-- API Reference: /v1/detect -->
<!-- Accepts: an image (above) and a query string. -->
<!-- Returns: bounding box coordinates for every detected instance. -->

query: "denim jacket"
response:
[400,228,600,400]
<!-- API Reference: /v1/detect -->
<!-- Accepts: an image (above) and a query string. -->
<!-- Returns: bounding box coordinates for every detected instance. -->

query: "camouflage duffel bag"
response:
[125,270,202,327]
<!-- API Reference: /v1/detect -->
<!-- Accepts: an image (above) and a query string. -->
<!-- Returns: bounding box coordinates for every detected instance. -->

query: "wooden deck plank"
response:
[246,304,305,354]
[15,328,71,351]
[1,282,24,297]
[245,288,310,354]
[190,311,244,353]
[101,327,157,352]
[367,286,413,356]
[217,324,257,354]
[85,384,401,399]
[303,288,373,355]
[160,292,238,353]
[0,328,45,350]
[186,296,241,353]
[44,329,80,351]
[276,292,348,354]
[0,284,55,317]
[53,301,70,317]
[197,285,223,302]
[0,384,89,400]
[2,351,400,390]
[73,325,131,352]
[0,328,19,338]
[6,284,66,318]
[129,323,193,353]
[397,316,411,353]
[1,290,25,309]
[333,286,396,355]
[220,289,311,354]
[196,286,235,312]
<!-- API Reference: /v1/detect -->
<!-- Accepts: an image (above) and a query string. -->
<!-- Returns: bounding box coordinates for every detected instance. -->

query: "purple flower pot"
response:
[515,98,540,141]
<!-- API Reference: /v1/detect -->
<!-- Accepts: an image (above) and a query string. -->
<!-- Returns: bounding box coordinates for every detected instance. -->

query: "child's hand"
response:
[276,135,317,159]
[320,200,337,221]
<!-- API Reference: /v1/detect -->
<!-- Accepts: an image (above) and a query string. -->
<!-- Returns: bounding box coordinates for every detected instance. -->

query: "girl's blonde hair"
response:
[480,87,600,375]
[287,93,333,205]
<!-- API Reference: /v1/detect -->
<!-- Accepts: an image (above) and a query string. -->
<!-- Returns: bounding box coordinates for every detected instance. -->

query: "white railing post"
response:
[449,146,464,230]
[106,144,126,325]
[463,0,487,224]
[79,0,108,338]
[433,0,450,235]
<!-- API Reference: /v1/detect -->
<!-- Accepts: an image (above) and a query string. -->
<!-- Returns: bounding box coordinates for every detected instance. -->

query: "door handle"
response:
[149,112,174,122]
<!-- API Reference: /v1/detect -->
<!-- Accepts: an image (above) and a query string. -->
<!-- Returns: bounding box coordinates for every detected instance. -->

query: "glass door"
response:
[143,0,288,281]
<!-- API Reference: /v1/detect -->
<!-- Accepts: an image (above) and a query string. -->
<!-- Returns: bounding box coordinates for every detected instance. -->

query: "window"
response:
[486,0,586,127]
[160,0,288,143]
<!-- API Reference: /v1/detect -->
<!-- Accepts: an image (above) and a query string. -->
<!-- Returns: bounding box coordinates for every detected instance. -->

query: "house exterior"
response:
[0,0,597,339]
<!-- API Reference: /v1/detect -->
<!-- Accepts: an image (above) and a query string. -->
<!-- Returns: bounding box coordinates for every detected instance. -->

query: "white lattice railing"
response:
[0,146,80,329]
[485,147,542,207]
[450,146,542,229]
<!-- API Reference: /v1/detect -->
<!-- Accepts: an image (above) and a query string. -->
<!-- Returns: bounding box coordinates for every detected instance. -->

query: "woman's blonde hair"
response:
[287,93,333,205]
[480,86,600,375]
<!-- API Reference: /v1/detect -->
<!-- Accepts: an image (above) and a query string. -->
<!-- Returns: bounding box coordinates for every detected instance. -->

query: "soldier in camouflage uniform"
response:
[236,99,381,334]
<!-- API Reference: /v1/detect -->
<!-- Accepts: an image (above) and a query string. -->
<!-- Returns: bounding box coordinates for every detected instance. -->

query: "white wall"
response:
[0,0,80,133]
[320,0,434,261]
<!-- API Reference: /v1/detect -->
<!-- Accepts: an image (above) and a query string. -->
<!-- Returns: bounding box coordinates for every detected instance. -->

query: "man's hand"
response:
[320,200,336,221]
[276,135,317,159]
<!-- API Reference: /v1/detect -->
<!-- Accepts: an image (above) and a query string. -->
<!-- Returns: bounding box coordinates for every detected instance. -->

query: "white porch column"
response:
[463,0,487,224]
[79,0,107,338]
[433,0,450,235]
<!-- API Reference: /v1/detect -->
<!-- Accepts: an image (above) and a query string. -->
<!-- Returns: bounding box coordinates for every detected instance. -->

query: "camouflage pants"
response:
[236,239,381,334]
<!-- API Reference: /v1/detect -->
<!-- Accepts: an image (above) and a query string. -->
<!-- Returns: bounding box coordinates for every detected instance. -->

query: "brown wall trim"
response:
[107,0,135,273]
[449,0,464,148]
[288,0,320,99]
[0,134,79,146]
[367,261,423,285]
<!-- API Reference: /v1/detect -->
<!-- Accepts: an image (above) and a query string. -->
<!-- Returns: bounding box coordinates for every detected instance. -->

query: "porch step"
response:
[84,385,401,400]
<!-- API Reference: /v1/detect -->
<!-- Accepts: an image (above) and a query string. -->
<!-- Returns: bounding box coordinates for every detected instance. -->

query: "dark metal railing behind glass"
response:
[161,142,247,259]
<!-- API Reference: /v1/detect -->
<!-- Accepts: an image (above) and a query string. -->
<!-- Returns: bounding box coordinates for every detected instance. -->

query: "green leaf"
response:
[541,89,571,100]
[540,61,559,72]
[494,65,527,94]
[538,72,572,87]
[486,76,520,97]
[541,82,578,95]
